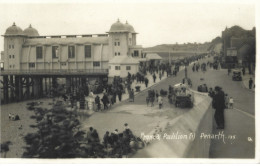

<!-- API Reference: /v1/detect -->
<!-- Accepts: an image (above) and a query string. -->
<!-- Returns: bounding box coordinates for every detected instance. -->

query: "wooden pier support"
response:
[10,75,15,102]
[25,77,30,99]
[3,76,9,104]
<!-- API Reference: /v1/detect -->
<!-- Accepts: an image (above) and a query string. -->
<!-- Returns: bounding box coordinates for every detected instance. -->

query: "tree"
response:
[23,106,93,158]
[0,141,12,158]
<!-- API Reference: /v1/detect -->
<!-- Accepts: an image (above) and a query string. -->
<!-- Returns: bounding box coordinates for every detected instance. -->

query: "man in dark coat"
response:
[212,86,226,129]
[249,78,253,89]
[153,73,156,83]
[242,67,245,75]
[95,95,101,111]
[144,77,149,88]
[102,93,109,110]
[117,89,122,102]
[103,131,110,148]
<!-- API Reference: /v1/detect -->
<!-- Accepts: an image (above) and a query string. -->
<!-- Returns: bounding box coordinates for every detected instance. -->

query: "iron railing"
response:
[0,69,108,76]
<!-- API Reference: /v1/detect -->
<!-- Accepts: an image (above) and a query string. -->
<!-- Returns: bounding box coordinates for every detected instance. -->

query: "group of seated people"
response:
[85,123,144,157]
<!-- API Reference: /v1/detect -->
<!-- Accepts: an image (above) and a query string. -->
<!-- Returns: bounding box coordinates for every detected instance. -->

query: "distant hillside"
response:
[144,25,255,57]
[144,42,212,54]
[144,43,211,53]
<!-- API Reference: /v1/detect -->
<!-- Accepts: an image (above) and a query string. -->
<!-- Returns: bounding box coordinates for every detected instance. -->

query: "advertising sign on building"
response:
[227,48,237,56]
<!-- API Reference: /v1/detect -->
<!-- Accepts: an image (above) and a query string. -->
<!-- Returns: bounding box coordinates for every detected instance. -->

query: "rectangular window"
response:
[126,66,131,70]
[68,46,75,58]
[12,45,14,49]
[118,52,120,56]
[9,55,11,59]
[115,66,121,70]
[52,46,59,58]
[12,55,14,58]
[118,42,120,46]
[9,45,11,49]
[134,50,139,57]
[29,63,35,68]
[115,52,117,56]
[85,45,91,58]
[93,61,100,67]
[13,64,15,68]
[9,65,12,68]
[114,42,117,46]
[36,47,43,59]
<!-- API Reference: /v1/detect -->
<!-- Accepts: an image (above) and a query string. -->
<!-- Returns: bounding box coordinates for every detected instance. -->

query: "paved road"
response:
[187,58,255,158]
[126,56,255,158]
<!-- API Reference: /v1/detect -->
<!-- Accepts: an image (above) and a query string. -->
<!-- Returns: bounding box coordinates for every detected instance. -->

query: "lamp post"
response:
[184,59,188,79]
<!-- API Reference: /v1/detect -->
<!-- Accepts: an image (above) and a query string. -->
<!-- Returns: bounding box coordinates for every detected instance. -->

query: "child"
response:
[229,97,234,109]
[158,95,163,109]
[146,96,150,106]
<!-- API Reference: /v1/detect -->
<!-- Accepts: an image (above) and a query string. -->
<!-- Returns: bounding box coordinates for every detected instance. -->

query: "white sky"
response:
[0,0,256,52]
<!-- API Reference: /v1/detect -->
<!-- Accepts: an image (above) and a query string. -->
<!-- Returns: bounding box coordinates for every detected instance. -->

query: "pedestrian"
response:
[228,68,231,75]
[229,97,234,109]
[112,90,117,103]
[224,94,229,109]
[117,89,122,102]
[153,73,156,83]
[155,90,159,102]
[103,131,110,148]
[212,86,225,129]
[146,95,150,106]
[145,77,149,88]
[111,129,119,145]
[249,78,253,89]
[159,72,162,80]
[102,93,109,110]
[158,95,163,109]
[91,129,100,143]
[150,90,155,107]
[242,67,245,75]
[124,123,129,130]
[86,127,94,143]
[95,95,101,111]
[131,89,135,102]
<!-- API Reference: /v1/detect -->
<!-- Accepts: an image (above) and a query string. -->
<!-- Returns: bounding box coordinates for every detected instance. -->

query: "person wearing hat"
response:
[213,86,226,129]
[124,123,129,130]
[249,78,253,89]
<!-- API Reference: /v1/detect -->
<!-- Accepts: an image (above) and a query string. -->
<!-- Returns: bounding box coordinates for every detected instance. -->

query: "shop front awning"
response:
[146,53,162,60]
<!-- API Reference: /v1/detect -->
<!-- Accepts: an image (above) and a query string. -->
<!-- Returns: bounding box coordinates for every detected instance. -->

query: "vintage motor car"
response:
[197,84,208,92]
[232,69,242,81]
[173,83,194,108]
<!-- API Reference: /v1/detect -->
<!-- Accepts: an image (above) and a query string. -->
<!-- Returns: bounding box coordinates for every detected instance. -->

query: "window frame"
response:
[36,46,43,59]
[93,61,100,67]
[115,66,121,70]
[85,45,91,58]
[52,46,59,59]
[29,62,35,68]
[68,45,75,58]
[126,66,131,70]
[61,62,67,66]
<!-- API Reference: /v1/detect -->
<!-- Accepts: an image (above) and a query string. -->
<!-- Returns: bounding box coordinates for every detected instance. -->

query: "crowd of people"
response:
[83,123,145,157]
